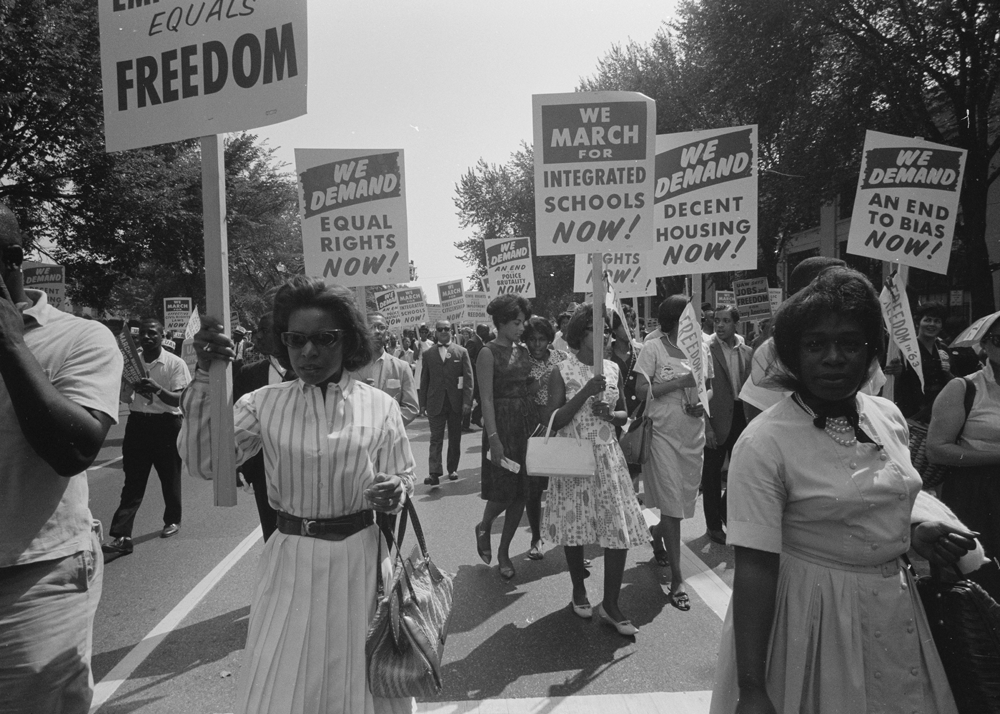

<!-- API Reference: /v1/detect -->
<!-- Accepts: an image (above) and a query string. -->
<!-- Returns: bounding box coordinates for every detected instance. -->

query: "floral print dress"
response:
[541,355,650,548]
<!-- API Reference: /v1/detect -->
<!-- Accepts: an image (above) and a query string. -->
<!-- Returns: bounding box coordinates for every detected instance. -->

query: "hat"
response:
[233,326,247,336]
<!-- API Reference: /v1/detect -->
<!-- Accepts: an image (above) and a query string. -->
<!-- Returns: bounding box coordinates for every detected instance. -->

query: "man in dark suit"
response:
[232,314,284,541]
[420,319,473,485]
[702,304,753,545]
[462,323,489,430]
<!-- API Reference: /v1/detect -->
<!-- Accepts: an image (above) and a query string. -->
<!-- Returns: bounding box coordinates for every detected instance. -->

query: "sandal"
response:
[668,589,691,612]
[650,526,669,567]
[527,540,544,560]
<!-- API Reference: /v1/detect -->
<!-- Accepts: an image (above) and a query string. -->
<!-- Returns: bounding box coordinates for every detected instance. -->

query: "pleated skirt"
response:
[236,526,414,714]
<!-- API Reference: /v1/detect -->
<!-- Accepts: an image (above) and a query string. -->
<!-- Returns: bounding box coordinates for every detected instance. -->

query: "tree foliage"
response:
[453,144,579,319]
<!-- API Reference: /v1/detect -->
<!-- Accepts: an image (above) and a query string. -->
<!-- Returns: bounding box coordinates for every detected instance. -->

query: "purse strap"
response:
[375,498,430,600]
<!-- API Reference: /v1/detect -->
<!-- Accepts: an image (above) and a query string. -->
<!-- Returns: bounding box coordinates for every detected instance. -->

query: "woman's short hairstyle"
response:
[772,267,884,391]
[487,294,531,328]
[657,295,690,333]
[564,303,609,350]
[522,315,555,343]
[272,276,374,372]
[914,301,948,322]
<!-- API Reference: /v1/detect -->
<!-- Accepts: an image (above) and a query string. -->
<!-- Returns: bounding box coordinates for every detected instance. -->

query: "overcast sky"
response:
[255,1,677,301]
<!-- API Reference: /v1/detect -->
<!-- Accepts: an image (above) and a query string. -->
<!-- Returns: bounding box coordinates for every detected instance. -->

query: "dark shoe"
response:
[707,529,727,545]
[475,523,492,564]
[583,558,592,569]
[461,427,475,433]
[161,524,179,538]
[527,540,544,560]
[668,589,691,612]
[498,559,516,580]
[447,472,458,481]
[102,537,133,556]
[424,475,441,486]
[594,603,638,636]
[650,526,669,567]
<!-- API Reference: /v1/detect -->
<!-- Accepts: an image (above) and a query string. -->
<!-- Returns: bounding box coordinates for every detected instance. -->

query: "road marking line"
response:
[416,690,712,713]
[91,455,123,470]
[89,527,262,713]
[643,508,732,621]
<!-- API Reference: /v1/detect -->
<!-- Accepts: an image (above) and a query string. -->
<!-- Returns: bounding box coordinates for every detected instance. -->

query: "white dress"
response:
[180,372,416,714]
[710,393,957,714]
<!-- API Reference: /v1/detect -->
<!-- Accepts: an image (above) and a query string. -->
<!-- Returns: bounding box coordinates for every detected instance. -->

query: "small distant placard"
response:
[733,277,772,321]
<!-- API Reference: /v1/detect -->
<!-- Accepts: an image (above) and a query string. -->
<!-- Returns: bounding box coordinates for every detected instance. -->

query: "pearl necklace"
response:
[792,394,859,447]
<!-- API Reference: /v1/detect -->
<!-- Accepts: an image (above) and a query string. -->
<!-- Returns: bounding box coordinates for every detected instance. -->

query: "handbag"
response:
[619,373,652,467]
[526,410,597,479]
[907,377,976,490]
[366,499,454,698]
[913,561,1000,713]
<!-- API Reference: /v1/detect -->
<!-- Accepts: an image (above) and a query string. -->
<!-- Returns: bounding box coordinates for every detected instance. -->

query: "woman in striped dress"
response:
[180,276,416,714]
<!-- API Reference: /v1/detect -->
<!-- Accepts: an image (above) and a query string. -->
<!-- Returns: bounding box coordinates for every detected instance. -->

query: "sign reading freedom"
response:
[99,0,307,152]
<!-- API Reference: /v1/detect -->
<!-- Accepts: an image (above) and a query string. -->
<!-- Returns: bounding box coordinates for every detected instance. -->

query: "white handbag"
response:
[526,410,596,479]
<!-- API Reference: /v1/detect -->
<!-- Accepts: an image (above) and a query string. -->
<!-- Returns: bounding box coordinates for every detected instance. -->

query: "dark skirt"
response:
[480,396,533,504]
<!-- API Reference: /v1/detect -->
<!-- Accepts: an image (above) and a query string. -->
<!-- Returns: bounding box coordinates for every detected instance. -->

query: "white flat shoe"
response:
[594,603,638,636]
[571,598,592,619]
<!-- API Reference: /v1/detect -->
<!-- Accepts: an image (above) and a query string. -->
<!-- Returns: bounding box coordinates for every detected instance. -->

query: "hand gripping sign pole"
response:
[201,135,237,507]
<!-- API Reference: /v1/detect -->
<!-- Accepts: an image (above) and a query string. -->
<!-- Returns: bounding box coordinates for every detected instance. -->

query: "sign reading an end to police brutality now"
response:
[99,0,307,152]
[374,289,403,331]
[532,92,656,256]
[485,236,535,298]
[847,131,966,275]
[652,126,758,277]
[296,149,409,289]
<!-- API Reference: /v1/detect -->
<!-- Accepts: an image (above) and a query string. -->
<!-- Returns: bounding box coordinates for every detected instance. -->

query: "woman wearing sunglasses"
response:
[179,276,416,714]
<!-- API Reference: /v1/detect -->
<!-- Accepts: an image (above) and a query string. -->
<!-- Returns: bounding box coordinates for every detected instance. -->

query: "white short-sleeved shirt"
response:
[0,290,123,566]
[129,349,190,416]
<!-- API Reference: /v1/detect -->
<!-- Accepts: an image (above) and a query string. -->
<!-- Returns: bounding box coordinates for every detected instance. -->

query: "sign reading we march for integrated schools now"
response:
[653,126,758,277]
[296,149,409,289]
[396,287,427,329]
[847,131,966,275]
[533,92,657,256]
[485,236,535,298]
[99,0,307,152]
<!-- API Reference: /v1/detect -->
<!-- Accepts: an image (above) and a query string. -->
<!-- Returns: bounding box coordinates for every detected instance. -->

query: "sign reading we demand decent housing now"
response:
[532,92,657,256]
[296,149,409,288]
[847,131,966,275]
[99,0,307,152]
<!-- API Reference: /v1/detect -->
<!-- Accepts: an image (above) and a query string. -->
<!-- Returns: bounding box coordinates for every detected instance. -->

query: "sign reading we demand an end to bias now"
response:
[99,0,307,152]
[296,149,409,289]
[652,125,758,277]
[847,131,966,275]
[533,92,657,256]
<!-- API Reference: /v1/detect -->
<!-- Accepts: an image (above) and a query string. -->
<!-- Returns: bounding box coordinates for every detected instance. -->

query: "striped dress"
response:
[180,370,416,714]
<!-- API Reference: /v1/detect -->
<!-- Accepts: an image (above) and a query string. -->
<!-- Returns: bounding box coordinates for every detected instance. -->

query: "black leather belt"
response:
[275,510,374,541]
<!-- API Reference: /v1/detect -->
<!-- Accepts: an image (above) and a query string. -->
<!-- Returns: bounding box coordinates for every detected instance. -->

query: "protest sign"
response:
[846,131,966,275]
[573,252,655,298]
[426,304,446,326]
[879,270,924,392]
[296,149,409,289]
[768,288,782,314]
[677,302,710,417]
[396,287,427,329]
[652,126,758,277]
[438,280,466,323]
[163,297,193,334]
[99,0,307,152]
[374,288,403,331]
[464,290,488,323]
[715,289,735,307]
[22,262,67,312]
[117,328,147,387]
[485,236,535,298]
[532,92,657,256]
[733,277,772,321]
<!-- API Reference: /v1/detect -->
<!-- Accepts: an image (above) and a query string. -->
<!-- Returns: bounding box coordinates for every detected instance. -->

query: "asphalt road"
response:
[87,405,735,713]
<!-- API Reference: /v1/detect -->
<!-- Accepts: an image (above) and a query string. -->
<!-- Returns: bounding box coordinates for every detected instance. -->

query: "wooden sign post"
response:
[591,251,606,379]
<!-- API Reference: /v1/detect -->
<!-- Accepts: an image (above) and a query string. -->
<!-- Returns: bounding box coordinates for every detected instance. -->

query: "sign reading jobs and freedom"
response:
[485,236,535,298]
[847,130,966,275]
[99,0,307,152]
[652,125,758,277]
[296,149,409,289]
[532,92,657,256]
[733,277,772,321]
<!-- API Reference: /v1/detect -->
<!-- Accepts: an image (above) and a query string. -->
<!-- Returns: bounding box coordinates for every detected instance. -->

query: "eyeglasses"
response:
[981,334,1000,348]
[370,323,389,332]
[1,244,24,270]
[280,330,344,348]
[436,327,451,332]
[800,338,868,356]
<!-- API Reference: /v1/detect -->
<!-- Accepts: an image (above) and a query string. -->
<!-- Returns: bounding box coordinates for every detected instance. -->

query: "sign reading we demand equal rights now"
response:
[99,0,307,152]
[652,125,758,277]
[296,149,409,289]
[847,131,966,275]
[532,92,657,256]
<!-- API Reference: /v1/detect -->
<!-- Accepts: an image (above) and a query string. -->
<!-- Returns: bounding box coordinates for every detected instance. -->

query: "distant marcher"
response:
[103,318,191,555]
[414,323,434,416]
[701,305,752,545]
[700,301,715,337]
[420,320,473,485]
[0,203,123,713]
[351,312,419,426]
[463,323,488,431]
[522,314,567,560]
[885,302,954,420]
[552,310,572,352]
